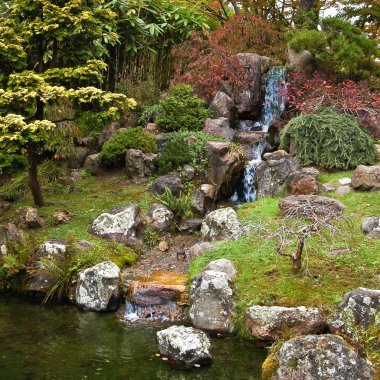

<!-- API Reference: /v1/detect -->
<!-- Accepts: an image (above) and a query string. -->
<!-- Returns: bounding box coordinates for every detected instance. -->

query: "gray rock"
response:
[321,183,335,193]
[83,153,102,175]
[246,306,325,342]
[68,147,89,169]
[78,136,98,153]
[98,122,119,147]
[209,91,236,125]
[191,184,216,216]
[286,49,314,77]
[58,176,75,186]
[205,259,237,279]
[352,165,380,191]
[125,149,157,184]
[89,205,143,246]
[189,270,235,334]
[76,261,120,312]
[186,242,213,260]
[182,164,195,181]
[203,118,235,141]
[18,206,43,229]
[335,185,351,196]
[274,335,375,380]
[149,173,184,196]
[362,216,380,238]
[157,326,212,365]
[178,219,203,233]
[338,177,351,186]
[201,207,244,241]
[145,203,174,232]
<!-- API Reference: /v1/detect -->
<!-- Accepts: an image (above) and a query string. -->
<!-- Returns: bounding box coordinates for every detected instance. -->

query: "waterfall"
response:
[124,301,187,322]
[236,66,287,203]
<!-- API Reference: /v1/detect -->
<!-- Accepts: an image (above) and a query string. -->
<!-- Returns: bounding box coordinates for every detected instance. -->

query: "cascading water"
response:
[236,66,287,203]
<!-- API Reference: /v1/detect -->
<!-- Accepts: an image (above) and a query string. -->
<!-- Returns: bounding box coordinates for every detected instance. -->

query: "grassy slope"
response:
[189,169,380,337]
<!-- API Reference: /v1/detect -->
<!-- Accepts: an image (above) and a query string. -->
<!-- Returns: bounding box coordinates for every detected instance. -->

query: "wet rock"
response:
[362,216,380,238]
[98,122,119,147]
[18,206,43,229]
[286,168,319,195]
[351,165,380,190]
[328,287,380,336]
[201,207,244,241]
[189,270,235,334]
[246,306,325,342]
[83,153,102,176]
[68,147,89,169]
[149,173,184,196]
[89,205,143,246]
[209,91,236,125]
[203,118,235,141]
[205,259,237,279]
[53,211,74,225]
[146,204,174,232]
[157,326,212,365]
[273,335,375,380]
[279,195,345,220]
[191,184,216,216]
[186,242,213,260]
[256,150,301,198]
[125,149,157,184]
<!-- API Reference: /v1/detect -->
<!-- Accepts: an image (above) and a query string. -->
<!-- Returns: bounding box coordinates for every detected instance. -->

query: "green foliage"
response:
[0,172,29,201]
[143,226,161,248]
[38,159,66,185]
[156,188,191,223]
[100,127,157,166]
[280,109,376,169]
[139,104,163,126]
[0,152,27,173]
[156,84,210,132]
[76,110,120,137]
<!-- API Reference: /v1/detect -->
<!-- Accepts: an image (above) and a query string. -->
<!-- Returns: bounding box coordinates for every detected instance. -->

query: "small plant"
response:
[143,226,161,248]
[156,188,191,223]
[139,104,163,126]
[156,84,210,132]
[100,127,157,166]
[0,172,29,201]
[38,159,66,184]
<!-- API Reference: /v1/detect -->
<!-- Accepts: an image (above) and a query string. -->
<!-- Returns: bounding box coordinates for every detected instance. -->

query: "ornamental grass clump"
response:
[280,109,376,170]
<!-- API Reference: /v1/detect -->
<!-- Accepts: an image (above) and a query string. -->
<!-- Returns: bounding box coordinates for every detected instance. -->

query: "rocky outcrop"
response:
[149,173,184,196]
[145,204,174,232]
[255,150,300,198]
[186,242,213,260]
[209,91,236,125]
[328,287,380,336]
[76,261,120,312]
[83,153,102,175]
[89,205,143,246]
[191,184,216,216]
[125,149,157,184]
[279,195,345,220]
[362,217,380,238]
[201,207,244,241]
[18,206,44,229]
[286,167,319,196]
[205,259,237,280]
[189,270,235,334]
[351,165,380,191]
[157,326,212,365]
[203,118,235,140]
[67,147,89,169]
[273,335,375,380]
[246,306,325,342]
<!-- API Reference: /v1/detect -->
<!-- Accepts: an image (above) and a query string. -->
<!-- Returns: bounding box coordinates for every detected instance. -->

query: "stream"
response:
[0,295,266,380]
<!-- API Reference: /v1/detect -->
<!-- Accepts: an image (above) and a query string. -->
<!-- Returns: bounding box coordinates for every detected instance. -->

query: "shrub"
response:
[0,152,27,173]
[156,84,210,132]
[280,108,376,169]
[100,127,157,166]
[139,104,163,126]
[156,188,191,223]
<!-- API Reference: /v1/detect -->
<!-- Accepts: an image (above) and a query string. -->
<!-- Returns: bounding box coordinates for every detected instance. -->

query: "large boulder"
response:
[273,335,375,380]
[98,121,119,147]
[362,217,380,238]
[286,168,319,196]
[83,153,102,176]
[328,288,380,336]
[76,261,120,312]
[149,173,184,196]
[145,203,174,232]
[125,149,157,184]
[352,165,380,191]
[157,326,212,365]
[201,207,243,241]
[67,147,89,169]
[89,205,143,246]
[191,184,216,216]
[286,49,315,77]
[209,91,236,125]
[255,150,301,198]
[189,270,235,334]
[246,306,325,342]
[203,118,235,141]
[18,206,44,229]
[279,195,345,220]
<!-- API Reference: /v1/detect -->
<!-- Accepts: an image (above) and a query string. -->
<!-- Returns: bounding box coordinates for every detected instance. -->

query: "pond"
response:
[0,295,266,380]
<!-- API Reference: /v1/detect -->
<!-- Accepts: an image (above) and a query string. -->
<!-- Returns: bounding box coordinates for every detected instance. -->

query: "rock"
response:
[0,201,11,215]
[351,165,380,191]
[191,184,216,216]
[178,219,203,233]
[52,211,73,225]
[89,205,143,246]
[189,270,235,334]
[125,149,157,184]
[67,147,89,169]
[203,118,235,141]
[157,326,212,365]
[338,177,351,185]
[83,153,102,175]
[246,306,325,342]
[158,240,169,252]
[375,144,380,160]
[209,91,236,125]
[335,185,351,196]
[18,206,43,229]
[98,122,119,147]
[78,136,98,153]
[205,259,237,279]
[201,207,243,241]
[362,216,380,238]
[328,288,380,336]
[186,242,213,260]
[58,176,75,186]
[71,170,83,182]
[286,49,315,77]
[146,204,174,232]
[149,173,184,196]
[76,261,120,312]
[3,223,23,244]
[182,164,195,181]
[145,123,158,135]
[286,168,319,196]
[273,335,375,380]
[321,183,335,193]
[279,195,345,220]
[256,150,301,198]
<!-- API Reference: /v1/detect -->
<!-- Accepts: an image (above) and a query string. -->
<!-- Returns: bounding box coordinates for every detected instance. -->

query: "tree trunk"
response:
[292,234,306,272]
[27,145,44,207]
